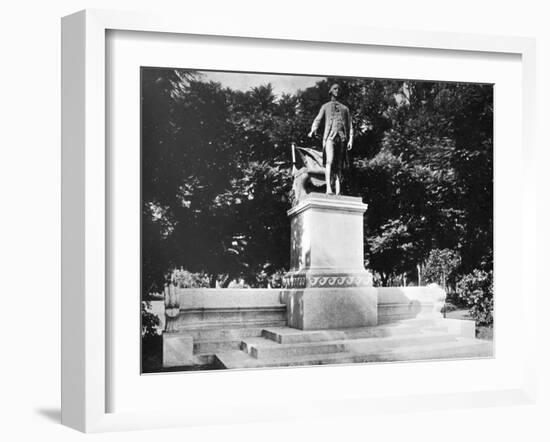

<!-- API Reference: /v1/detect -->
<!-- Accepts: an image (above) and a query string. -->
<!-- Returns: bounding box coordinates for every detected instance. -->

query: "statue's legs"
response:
[333,137,345,195]
[325,139,335,194]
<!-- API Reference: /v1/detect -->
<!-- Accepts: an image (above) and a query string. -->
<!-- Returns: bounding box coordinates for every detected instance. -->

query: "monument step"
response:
[378,317,443,326]
[261,323,447,344]
[196,326,450,359]
[193,339,243,354]
[378,317,476,339]
[242,337,345,359]
[364,337,493,362]
[177,304,286,325]
[174,320,287,340]
[215,337,492,369]
[242,332,459,359]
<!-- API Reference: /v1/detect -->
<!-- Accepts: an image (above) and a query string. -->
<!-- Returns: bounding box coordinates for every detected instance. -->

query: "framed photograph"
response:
[62,9,537,433]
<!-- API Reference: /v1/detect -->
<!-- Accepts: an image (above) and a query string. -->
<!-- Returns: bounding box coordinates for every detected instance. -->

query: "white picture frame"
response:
[61,9,537,433]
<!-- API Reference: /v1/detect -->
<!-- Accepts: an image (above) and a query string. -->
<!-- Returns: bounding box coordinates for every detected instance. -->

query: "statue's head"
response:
[329,83,341,98]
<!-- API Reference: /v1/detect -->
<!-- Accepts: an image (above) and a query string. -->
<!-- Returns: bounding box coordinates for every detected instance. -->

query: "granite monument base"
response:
[282,285,377,330]
[283,193,374,330]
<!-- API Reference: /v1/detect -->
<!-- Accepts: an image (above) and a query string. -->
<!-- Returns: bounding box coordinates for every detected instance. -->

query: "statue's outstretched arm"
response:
[309,104,325,137]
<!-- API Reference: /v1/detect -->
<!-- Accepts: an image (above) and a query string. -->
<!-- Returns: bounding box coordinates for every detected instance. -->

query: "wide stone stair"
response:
[161,288,493,370]
[171,319,287,366]
[212,319,493,369]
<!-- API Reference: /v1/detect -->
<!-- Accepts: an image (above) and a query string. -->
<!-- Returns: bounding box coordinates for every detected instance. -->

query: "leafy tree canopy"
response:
[141,69,493,291]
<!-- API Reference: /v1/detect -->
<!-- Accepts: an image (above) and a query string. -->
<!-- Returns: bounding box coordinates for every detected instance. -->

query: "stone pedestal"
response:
[282,193,376,330]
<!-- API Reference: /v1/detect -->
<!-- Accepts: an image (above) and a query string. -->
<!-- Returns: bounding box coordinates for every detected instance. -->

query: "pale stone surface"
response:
[163,288,286,333]
[158,281,460,367]
[175,288,282,309]
[161,289,288,368]
[215,321,493,369]
[282,287,377,330]
[438,317,476,338]
[287,193,368,272]
[175,305,286,326]
[160,288,482,368]
[262,322,443,344]
[163,333,194,367]
[283,193,375,330]
[377,285,446,324]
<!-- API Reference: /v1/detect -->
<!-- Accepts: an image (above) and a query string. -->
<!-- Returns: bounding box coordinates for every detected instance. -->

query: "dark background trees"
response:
[141,68,493,293]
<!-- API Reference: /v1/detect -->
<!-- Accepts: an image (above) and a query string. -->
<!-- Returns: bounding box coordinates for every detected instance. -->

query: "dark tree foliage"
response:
[141,68,493,291]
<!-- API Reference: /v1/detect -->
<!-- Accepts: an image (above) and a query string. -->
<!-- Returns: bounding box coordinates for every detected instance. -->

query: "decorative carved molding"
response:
[309,275,373,288]
[283,274,307,289]
[283,272,373,289]
[164,284,180,332]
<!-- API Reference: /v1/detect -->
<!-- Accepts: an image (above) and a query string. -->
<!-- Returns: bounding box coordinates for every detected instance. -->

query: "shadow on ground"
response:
[35,408,61,423]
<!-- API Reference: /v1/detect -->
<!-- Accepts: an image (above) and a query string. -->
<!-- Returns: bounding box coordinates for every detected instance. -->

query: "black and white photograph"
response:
[141,68,494,373]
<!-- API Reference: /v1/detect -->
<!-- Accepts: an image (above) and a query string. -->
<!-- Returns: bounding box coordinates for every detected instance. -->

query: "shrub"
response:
[227,277,249,288]
[267,269,286,288]
[253,268,286,288]
[169,267,211,288]
[456,270,493,326]
[141,300,160,337]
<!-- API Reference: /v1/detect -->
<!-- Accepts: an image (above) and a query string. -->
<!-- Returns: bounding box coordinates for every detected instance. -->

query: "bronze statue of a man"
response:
[308,83,353,195]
